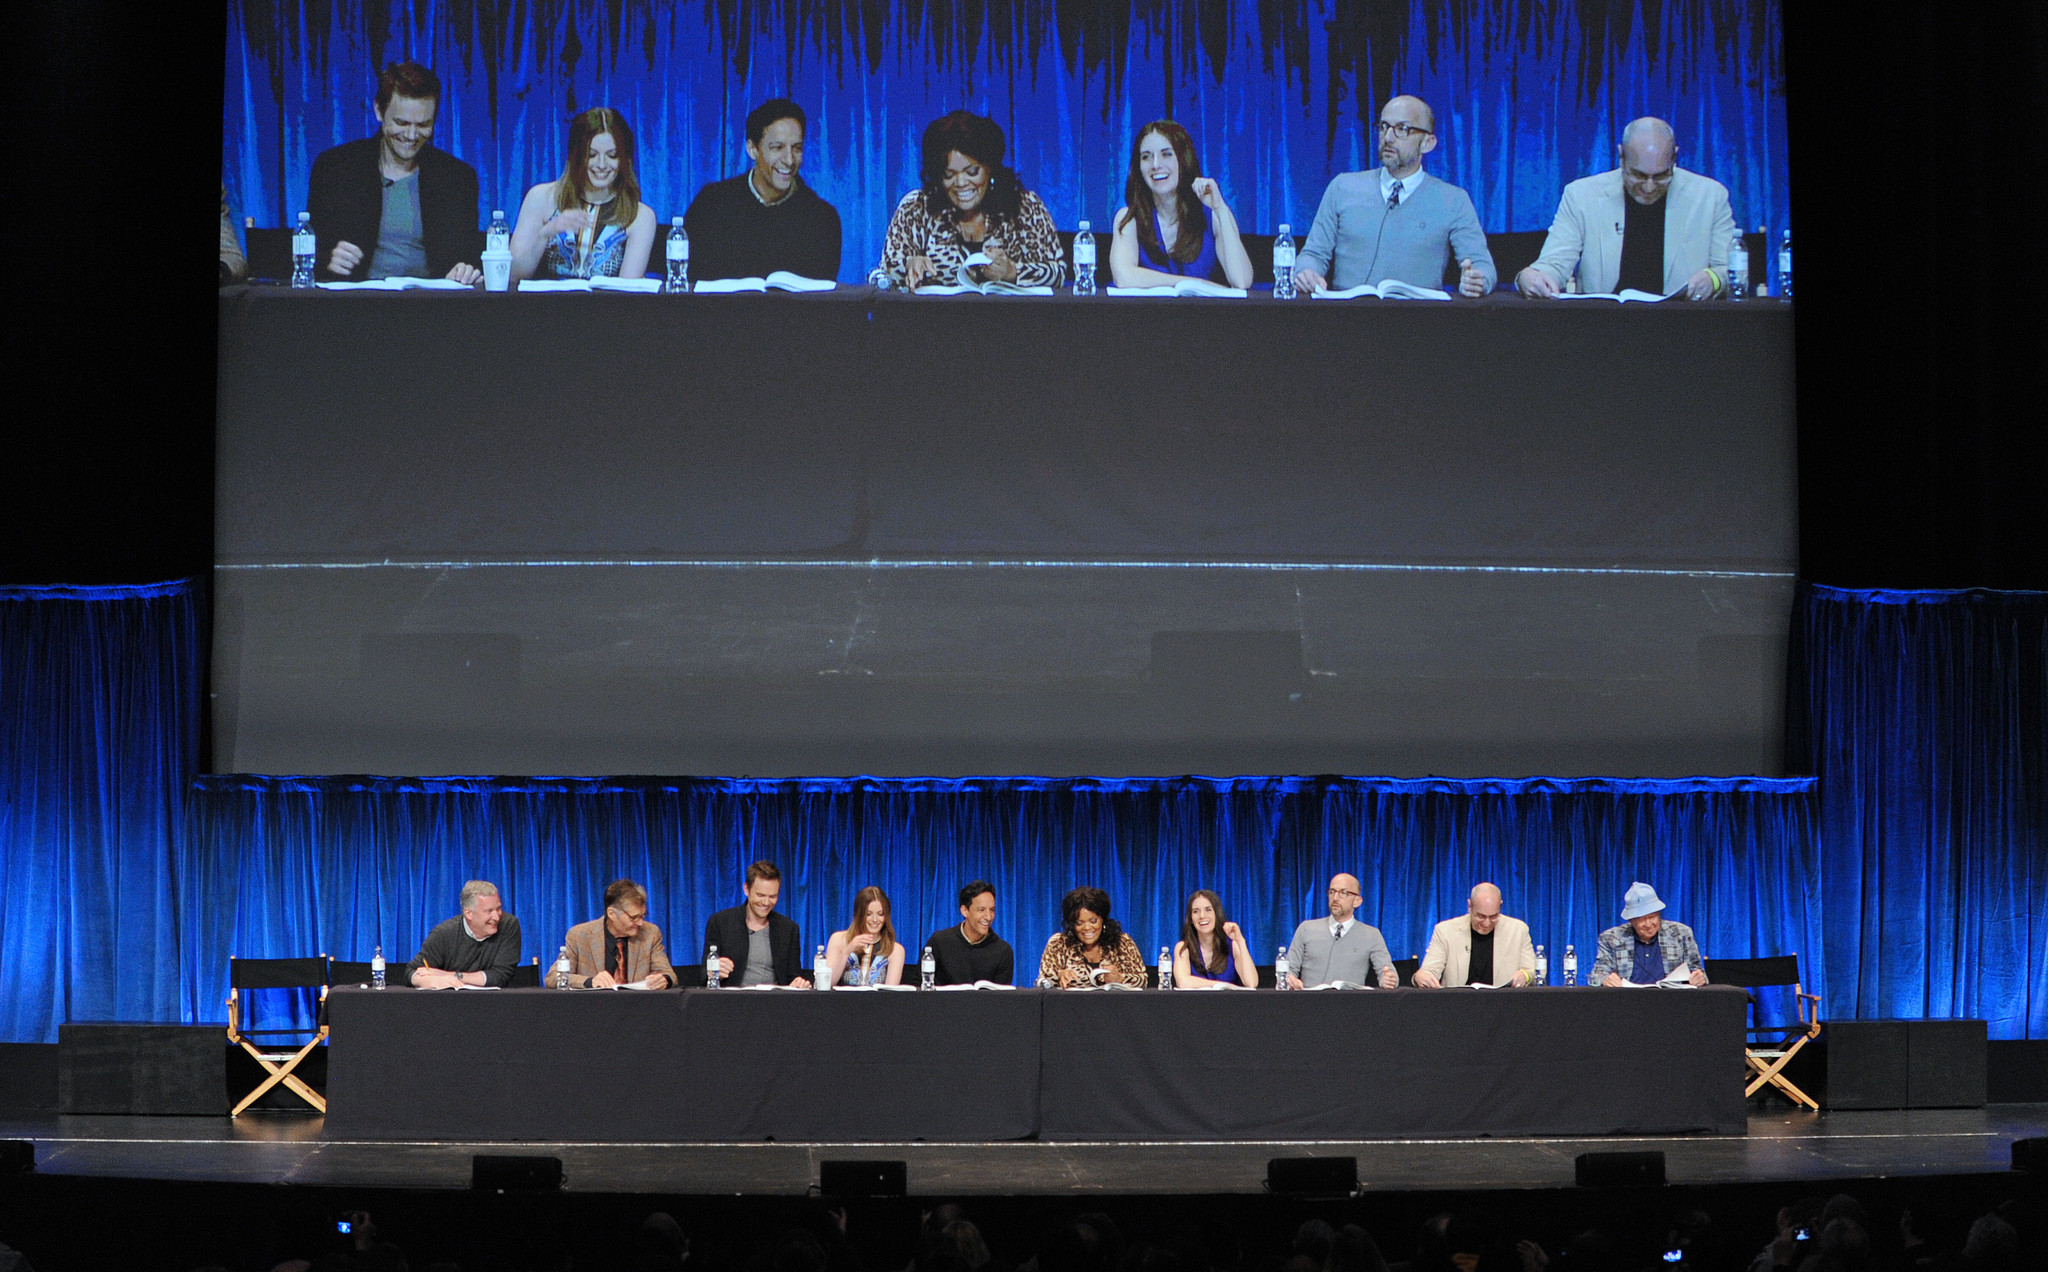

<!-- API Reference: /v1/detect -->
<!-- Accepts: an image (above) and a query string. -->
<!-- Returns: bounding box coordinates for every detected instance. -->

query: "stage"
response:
[2,1106,2040,1196]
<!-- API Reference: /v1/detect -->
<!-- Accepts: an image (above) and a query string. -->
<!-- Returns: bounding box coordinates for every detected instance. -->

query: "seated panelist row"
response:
[401,871,1710,990]
[301,63,1741,299]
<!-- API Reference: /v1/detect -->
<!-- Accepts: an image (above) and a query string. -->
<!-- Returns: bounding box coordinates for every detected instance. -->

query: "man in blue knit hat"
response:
[1590,882,1710,986]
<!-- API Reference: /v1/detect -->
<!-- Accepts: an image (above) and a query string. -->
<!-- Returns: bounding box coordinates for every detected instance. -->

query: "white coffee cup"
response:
[481,250,513,293]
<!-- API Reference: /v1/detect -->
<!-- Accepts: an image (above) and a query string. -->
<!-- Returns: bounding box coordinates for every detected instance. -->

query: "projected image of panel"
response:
[216,0,1795,777]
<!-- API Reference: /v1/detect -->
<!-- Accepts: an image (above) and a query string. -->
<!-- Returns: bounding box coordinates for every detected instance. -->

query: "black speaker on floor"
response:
[472,1155,562,1193]
[1265,1156,1358,1197]
[819,1160,907,1198]
[2016,1138,2046,1173]
[1575,1151,1666,1187]
[0,1140,33,1174]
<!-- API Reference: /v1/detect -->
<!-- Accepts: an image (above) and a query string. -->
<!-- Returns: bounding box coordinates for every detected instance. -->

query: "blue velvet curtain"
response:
[1790,585,2048,1040]
[0,581,204,1044]
[222,0,1791,286]
[6,579,2044,1043]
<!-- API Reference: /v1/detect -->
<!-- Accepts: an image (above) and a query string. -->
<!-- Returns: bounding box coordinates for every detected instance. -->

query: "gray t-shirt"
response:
[740,924,775,986]
[368,171,429,279]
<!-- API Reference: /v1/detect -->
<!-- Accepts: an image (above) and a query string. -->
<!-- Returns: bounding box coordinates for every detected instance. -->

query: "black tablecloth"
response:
[1038,985,1750,1140]
[325,985,1746,1141]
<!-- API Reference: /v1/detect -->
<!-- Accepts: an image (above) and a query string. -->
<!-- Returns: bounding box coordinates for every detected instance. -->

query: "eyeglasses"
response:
[1327,888,1361,899]
[607,906,646,923]
[1375,121,1433,139]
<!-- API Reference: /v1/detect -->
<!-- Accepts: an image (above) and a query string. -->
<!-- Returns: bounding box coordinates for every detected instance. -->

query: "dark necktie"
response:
[1387,180,1403,211]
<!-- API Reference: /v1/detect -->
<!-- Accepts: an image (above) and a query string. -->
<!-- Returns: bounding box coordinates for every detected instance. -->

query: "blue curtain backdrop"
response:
[222,0,1791,285]
[1790,585,2048,1041]
[6,578,2044,1043]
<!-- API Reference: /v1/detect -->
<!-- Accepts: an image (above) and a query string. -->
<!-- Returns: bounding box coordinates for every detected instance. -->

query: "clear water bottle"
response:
[1274,944,1290,990]
[1534,943,1547,986]
[1778,228,1793,300]
[487,209,510,256]
[1726,234,1748,301]
[705,943,720,989]
[1562,944,1578,987]
[290,212,315,288]
[1157,945,1173,990]
[665,217,689,293]
[553,945,571,989]
[920,944,936,991]
[370,944,386,990]
[814,943,831,989]
[1271,223,1297,299]
[1072,220,1096,295]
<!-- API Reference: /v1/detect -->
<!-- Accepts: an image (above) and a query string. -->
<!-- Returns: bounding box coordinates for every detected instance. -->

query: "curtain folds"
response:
[1790,584,2048,1040]
[3,580,2043,1042]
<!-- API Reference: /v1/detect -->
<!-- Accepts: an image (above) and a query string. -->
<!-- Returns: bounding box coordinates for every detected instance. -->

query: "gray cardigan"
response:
[1297,169,1496,292]
[1284,917,1394,987]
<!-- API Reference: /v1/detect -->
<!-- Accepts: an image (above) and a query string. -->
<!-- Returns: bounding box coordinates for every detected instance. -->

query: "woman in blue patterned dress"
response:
[510,107,657,281]
[825,885,906,986]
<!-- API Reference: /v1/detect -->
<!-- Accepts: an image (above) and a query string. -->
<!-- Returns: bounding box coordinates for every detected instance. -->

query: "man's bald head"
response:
[1376,95,1439,178]
[1328,873,1362,922]
[1386,95,1435,132]
[1469,882,1503,934]
[1617,117,1678,205]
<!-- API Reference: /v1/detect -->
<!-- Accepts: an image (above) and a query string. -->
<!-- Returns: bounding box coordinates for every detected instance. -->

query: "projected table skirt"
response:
[215,288,1797,779]
[323,986,1749,1141]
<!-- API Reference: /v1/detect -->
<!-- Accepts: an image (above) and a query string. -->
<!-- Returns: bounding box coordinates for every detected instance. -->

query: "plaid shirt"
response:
[1588,920,1705,985]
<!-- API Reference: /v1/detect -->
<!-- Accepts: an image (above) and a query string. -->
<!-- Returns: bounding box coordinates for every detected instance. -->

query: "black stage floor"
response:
[4,1105,2042,1197]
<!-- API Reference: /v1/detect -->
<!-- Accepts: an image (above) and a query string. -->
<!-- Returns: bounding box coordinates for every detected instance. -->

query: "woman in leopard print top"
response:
[1039,886,1149,987]
[870,111,1066,292]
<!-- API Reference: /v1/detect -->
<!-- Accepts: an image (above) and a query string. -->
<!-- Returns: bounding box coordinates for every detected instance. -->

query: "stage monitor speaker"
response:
[819,1160,907,1198]
[0,1140,32,1174]
[57,1024,225,1116]
[1265,1156,1359,1197]
[1827,1020,1987,1109]
[1575,1151,1666,1188]
[472,1155,562,1193]
[2015,1138,2046,1173]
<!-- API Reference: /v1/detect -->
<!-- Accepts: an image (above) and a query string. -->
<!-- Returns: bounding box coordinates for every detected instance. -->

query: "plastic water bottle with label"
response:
[370,945,386,990]
[920,944,936,990]
[487,210,510,255]
[1274,945,1290,990]
[1562,944,1578,986]
[1271,223,1296,299]
[814,944,831,989]
[1533,944,1547,986]
[553,945,571,989]
[290,212,315,288]
[666,217,689,293]
[1726,234,1748,300]
[1157,945,1173,990]
[705,944,721,988]
[1072,220,1096,295]
[1778,228,1793,300]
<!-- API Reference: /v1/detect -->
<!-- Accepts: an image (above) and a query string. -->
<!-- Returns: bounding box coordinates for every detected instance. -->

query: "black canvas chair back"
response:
[244,226,293,281]
[1703,954,1821,1110]
[675,962,708,988]
[231,956,329,991]
[1393,956,1419,987]
[329,960,378,987]
[506,957,541,988]
[1703,955,1801,990]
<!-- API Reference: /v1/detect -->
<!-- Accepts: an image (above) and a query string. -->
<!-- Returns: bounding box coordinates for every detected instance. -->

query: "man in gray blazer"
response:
[1517,117,1736,300]
[1283,873,1399,988]
[1413,882,1536,988]
[1295,95,1494,297]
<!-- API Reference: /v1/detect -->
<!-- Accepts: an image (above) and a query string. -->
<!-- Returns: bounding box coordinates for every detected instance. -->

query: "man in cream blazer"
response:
[1413,882,1537,988]
[1517,117,1737,301]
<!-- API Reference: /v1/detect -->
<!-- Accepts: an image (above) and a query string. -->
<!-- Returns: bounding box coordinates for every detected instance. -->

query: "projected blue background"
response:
[223,0,1791,284]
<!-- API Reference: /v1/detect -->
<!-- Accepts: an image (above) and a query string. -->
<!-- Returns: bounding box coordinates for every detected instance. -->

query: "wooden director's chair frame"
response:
[225,954,330,1117]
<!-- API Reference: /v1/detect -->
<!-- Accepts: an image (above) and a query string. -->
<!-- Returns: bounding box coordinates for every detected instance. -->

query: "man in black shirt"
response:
[924,880,1015,986]
[407,880,523,987]
[684,98,843,282]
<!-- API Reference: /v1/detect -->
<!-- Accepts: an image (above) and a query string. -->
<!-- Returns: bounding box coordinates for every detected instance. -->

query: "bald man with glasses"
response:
[1282,874,1399,989]
[1413,882,1537,988]
[554,879,677,989]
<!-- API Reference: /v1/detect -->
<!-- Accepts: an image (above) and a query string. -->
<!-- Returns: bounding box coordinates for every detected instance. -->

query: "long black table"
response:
[325,985,1748,1141]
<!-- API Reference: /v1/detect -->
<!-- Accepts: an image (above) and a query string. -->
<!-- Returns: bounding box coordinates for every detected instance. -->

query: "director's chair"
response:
[226,954,331,1116]
[1703,955,1822,1110]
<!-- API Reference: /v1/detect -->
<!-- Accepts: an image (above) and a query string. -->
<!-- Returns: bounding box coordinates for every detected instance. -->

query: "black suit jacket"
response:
[703,906,804,985]
[306,136,482,280]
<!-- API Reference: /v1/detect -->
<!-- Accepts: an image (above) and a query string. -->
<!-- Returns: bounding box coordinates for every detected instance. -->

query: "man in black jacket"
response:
[703,860,811,987]
[307,61,482,284]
